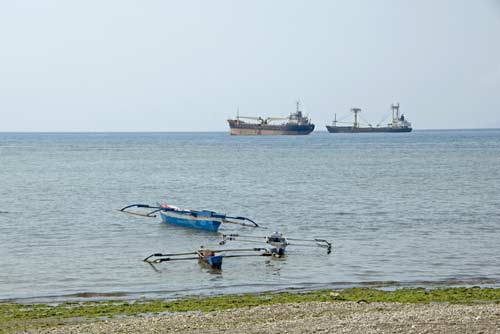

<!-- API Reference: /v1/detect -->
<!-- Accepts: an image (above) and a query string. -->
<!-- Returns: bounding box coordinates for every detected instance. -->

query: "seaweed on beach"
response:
[1,287,500,333]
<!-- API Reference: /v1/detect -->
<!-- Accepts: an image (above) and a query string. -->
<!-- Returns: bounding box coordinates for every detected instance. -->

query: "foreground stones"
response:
[22,301,500,334]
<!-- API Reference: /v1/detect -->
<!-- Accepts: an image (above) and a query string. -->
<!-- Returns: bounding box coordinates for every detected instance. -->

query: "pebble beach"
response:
[22,301,500,334]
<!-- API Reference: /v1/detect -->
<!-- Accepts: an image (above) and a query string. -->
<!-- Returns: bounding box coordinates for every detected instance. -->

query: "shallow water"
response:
[0,130,499,302]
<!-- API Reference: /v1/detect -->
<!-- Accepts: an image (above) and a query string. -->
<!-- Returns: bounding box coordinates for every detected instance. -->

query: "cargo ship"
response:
[228,101,315,135]
[326,103,412,133]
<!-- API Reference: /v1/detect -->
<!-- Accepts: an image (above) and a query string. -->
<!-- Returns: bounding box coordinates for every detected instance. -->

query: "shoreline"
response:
[4,277,499,305]
[2,287,500,333]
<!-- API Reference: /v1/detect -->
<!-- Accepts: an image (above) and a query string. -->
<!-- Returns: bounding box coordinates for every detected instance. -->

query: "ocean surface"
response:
[1,130,499,302]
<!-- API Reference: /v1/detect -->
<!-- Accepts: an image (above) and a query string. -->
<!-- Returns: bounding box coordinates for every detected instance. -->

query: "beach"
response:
[2,288,500,333]
[21,301,500,334]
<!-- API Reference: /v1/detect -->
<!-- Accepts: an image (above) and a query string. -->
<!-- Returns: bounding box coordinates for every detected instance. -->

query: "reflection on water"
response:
[264,258,285,276]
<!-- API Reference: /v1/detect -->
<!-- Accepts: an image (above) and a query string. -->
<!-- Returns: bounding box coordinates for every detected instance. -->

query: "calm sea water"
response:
[1,130,499,302]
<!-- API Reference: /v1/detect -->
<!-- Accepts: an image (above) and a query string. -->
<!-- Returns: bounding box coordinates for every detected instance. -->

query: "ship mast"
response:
[293,100,304,121]
[391,103,400,125]
[351,108,361,128]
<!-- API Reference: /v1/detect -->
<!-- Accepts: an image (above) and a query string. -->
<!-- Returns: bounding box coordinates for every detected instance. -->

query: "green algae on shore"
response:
[1,287,500,333]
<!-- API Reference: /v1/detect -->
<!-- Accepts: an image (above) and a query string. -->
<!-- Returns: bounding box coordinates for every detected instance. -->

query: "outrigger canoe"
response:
[144,247,267,270]
[144,232,332,270]
[119,202,258,232]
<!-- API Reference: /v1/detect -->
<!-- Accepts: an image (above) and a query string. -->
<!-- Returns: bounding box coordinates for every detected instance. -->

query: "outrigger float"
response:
[119,203,259,232]
[144,232,332,270]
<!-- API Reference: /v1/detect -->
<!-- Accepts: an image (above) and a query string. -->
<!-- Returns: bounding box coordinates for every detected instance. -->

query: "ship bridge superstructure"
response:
[286,101,312,126]
[389,103,412,129]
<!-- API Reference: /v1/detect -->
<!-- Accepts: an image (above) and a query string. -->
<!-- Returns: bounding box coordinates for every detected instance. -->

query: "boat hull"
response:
[326,125,412,133]
[159,211,223,232]
[228,120,314,135]
[204,255,223,269]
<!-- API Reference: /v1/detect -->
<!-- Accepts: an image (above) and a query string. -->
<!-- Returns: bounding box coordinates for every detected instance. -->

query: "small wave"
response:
[0,211,10,214]
[66,291,128,298]
[369,211,390,216]
[360,281,402,288]
[332,212,356,216]
[413,277,499,286]
[358,278,500,290]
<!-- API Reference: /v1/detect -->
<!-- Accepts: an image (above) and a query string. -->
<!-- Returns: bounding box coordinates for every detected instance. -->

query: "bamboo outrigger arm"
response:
[119,204,163,218]
[224,216,259,227]
[314,239,332,254]
[143,247,271,264]
[286,237,332,254]
[220,233,333,254]
[144,251,199,262]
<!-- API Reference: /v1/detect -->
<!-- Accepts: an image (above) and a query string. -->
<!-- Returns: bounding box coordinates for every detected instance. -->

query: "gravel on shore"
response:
[22,301,500,334]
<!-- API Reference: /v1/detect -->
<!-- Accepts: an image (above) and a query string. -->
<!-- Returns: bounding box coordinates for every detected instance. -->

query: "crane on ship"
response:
[235,115,265,124]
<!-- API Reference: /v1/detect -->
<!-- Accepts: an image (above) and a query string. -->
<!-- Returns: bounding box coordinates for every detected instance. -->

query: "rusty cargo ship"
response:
[228,102,315,135]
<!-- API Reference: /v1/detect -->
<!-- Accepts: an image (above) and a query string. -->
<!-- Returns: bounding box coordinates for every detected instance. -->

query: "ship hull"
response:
[228,120,314,136]
[326,126,412,133]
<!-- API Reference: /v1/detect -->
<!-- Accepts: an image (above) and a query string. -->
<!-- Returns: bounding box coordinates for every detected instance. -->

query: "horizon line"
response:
[0,128,499,134]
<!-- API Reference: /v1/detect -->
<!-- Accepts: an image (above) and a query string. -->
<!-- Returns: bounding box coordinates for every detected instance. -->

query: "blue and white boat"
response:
[143,232,332,271]
[120,202,258,232]
[144,247,266,270]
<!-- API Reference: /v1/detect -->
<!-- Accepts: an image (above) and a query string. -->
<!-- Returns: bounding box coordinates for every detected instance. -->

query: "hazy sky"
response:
[1,0,499,131]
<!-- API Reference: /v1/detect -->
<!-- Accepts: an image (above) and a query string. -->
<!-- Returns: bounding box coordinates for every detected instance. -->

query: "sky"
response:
[0,0,499,131]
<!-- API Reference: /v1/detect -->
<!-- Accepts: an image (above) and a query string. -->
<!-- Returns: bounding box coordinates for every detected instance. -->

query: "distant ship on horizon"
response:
[227,101,315,135]
[326,103,412,133]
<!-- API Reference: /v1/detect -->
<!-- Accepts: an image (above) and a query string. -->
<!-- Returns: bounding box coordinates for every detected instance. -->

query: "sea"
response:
[0,130,499,303]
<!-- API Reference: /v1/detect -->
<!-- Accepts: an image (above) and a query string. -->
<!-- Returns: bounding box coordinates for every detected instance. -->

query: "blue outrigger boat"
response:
[119,202,259,232]
[144,247,267,270]
[144,232,332,270]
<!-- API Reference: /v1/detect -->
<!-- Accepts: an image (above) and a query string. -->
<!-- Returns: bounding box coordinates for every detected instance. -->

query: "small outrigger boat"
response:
[144,232,332,270]
[144,247,270,270]
[119,202,259,232]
